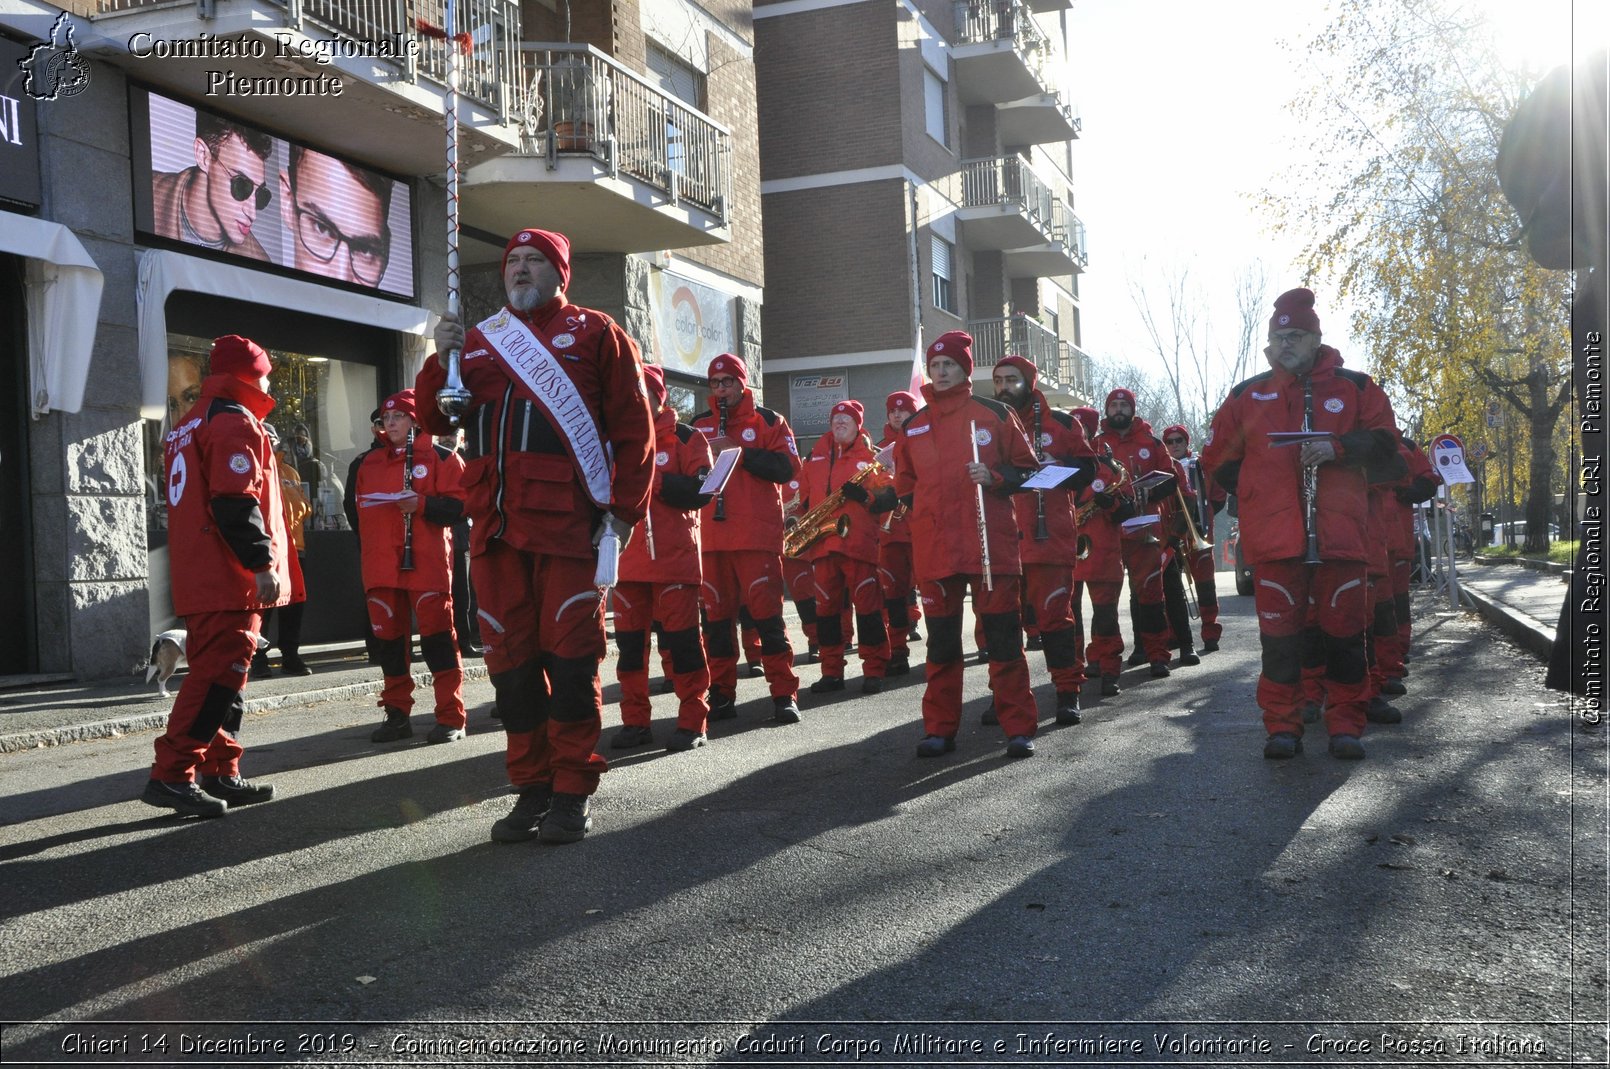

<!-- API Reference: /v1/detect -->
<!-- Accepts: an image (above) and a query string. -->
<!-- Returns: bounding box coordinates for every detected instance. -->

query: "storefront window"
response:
[143,334,379,534]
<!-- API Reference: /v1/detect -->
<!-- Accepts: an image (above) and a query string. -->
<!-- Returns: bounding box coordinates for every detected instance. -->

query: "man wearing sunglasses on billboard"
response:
[280,146,392,288]
[152,112,273,262]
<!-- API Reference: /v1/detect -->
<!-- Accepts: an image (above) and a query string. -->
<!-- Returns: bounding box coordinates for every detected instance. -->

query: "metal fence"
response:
[514,44,730,220]
[952,0,1051,87]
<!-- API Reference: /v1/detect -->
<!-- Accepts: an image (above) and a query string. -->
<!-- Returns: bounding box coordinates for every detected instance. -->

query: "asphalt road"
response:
[0,588,1604,1068]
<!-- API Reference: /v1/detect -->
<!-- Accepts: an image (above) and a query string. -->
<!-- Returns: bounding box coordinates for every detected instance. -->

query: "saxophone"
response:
[783,459,888,558]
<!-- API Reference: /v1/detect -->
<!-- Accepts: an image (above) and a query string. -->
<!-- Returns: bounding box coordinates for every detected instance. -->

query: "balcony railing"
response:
[969,314,1061,377]
[953,0,1052,88]
[1060,342,1094,400]
[96,0,522,115]
[1059,203,1088,267]
[515,44,730,220]
[961,156,1066,246]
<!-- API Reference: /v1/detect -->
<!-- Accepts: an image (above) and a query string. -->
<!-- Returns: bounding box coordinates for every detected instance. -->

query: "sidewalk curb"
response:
[1462,585,1556,662]
[0,664,492,754]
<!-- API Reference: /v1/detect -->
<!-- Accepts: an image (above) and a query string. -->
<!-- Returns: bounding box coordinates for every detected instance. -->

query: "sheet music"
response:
[699,447,743,496]
[1021,464,1080,491]
[1131,470,1176,493]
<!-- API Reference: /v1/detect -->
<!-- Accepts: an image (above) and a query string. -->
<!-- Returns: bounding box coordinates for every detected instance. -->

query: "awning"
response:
[0,214,105,417]
[136,249,433,420]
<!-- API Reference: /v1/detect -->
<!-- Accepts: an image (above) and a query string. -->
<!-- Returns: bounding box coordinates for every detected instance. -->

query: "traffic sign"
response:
[1469,441,1489,461]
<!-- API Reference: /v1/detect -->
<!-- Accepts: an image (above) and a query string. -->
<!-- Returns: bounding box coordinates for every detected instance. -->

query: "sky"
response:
[1061,0,1602,403]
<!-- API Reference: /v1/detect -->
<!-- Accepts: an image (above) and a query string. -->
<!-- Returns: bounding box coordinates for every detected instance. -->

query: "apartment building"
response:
[0,0,760,681]
[752,0,1090,446]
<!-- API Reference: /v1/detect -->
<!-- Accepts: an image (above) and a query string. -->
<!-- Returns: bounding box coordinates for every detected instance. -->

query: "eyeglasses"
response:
[227,170,272,210]
[293,203,390,286]
[1164,437,1187,445]
[708,376,740,389]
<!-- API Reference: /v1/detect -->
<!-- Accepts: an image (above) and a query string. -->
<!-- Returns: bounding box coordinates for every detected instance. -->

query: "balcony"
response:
[951,1,1054,105]
[92,0,523,175]
[998,93,1080,146]
[1002,201,1086,278]
[458,43,731,255]
[970,317,1091,402]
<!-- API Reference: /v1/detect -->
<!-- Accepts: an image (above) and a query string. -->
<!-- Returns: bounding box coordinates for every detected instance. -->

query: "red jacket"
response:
[620,405,713,584]
[1392,437,1441,557]
[692,389,802,553]
[893,382,1037,582]
[1094,415,1190,545]
[797,432,891,565]
[1007,391,1096,565]
[415,295,655,561]
[355,434,466,593]
[165,374,293,616]
[1201,346,1402,565]
[1072,451,1130,582]
[875,426,914,547]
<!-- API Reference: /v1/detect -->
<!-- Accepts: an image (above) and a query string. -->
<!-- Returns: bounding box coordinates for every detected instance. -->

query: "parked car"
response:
[1490,521,1560,545]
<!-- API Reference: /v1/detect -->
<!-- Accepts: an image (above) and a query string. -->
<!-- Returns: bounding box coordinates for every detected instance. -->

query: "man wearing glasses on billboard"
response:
[152,112,273,262]
[280,146,392,288]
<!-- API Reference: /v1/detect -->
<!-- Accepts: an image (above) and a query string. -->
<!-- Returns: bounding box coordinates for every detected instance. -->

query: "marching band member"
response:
[795,401,896,694]
[992,356,1097,725]
[1200,287,1402,761]
[1362,430,1440,725]
[877,392,923,676]
[693,353,804,725]
[781,480,823,663]
[356,389,469,745]
[1162,424,1227,652]
[894,331,1041,759]
[1388,437,1442,689]
[419,226,656,844]
[1070,406,1130,697]
[611,364,716,752]
[1093,389,1182,678]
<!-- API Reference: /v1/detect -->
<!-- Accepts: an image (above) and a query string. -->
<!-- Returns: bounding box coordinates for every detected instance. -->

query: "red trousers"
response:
[878,541,921,657]
[473,544,608,795]
[1367,575,1405,688]
[1023,561,1085,693]
[1391,555,1413,669]
[1252,558,1371,738]
[151,609,259,783]
[701,549,797,698]
[366,587,464,727]
[1186,546,1222,644]
[783,555,819,648]
[1084,580,1126,678]
[614,581,709,732]
[813,553,889,678]
[1122,538,1173,663]
[920,575,1036,739]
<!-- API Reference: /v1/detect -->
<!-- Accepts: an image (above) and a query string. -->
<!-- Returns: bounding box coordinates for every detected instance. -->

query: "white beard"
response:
[508,287,542,313]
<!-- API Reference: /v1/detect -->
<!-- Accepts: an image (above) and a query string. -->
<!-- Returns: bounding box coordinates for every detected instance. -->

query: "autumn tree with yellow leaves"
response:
[1266,0,1572,552]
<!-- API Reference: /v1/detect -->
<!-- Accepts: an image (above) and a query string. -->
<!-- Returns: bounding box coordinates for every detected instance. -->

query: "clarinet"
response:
[713,398,729,521]
[400,425,416,571]
[1032,399,1049,541]
[1301,377,1322,565]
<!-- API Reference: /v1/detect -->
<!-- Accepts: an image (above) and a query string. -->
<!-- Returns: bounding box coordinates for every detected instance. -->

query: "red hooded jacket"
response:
[692,388,802,553]
[355,433,467,593]
[620,404,714,584]
[165,374,293,616]
[797,432,891,565]
[1007,390,1097,565]
[1201,345,1402,565]
[1093,415,1190,544]
[893,382,1037,582]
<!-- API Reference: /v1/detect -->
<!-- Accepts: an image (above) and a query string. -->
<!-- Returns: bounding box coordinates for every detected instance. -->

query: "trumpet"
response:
[1172,484,1213,555]
[782,460,888,558]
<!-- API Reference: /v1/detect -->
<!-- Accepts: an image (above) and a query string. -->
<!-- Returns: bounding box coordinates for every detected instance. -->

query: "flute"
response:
[400,425,416,571]
[970,418,993,591]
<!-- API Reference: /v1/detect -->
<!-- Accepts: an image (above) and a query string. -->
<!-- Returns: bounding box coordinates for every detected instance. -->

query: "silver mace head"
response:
[437,354,473,425]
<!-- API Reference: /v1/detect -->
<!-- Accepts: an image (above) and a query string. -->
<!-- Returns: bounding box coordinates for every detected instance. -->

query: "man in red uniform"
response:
[993,356,1097,724]
[143,335,290,817]
[692,353,804,724]
[611,364,716,752]
[894,331,1041,759]
[1387,437,1441,691]
[1071,407,1129,697]
[418,227,655,843]
[1162,424,1227,652]
[355,389,469,744]
[876,392,924,675]
[1093,388,1183,678]
[1201,287,1403,760]
[796,400,896,694]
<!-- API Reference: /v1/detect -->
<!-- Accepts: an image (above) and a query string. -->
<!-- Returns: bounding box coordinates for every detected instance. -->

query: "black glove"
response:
[840,480,870,504]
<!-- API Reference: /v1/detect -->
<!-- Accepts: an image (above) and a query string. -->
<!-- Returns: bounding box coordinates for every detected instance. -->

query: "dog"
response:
[145,630,271,698]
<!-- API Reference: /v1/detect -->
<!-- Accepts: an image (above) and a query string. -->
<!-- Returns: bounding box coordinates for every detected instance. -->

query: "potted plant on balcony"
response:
[549,54,601,151]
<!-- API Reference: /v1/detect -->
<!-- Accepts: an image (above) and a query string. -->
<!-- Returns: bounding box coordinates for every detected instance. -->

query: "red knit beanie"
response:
[996,355,1038,390]
[503,228,572,291]
[1105,387,1136,412]
[926,330,974,377]
[886,390,919,414]
[1071,407,1099,439]
[641,363,667,406]
[707,353,748,384]
[209,335,272,383]
[1270,287,1321,334]
[830,399,864,428]
[381,388,417,420]
[1161,424,1189,444]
